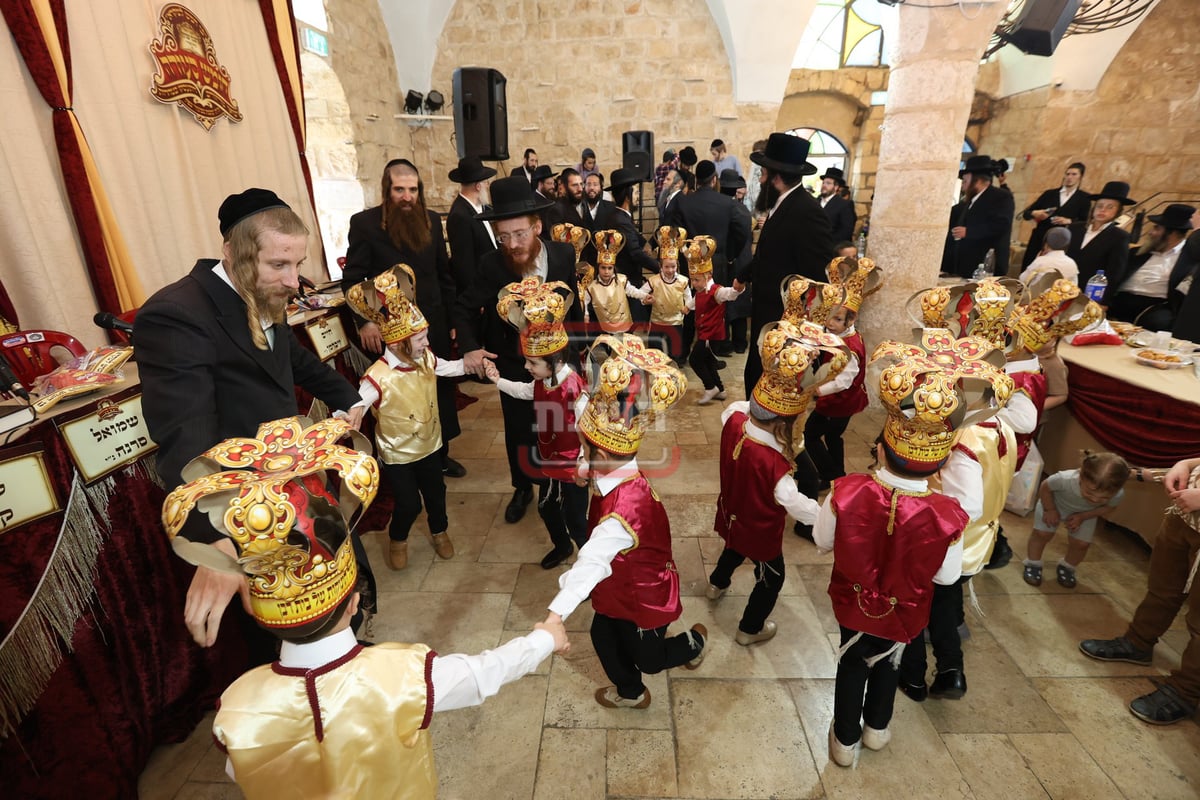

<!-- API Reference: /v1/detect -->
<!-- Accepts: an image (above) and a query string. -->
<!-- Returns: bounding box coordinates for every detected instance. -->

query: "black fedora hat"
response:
[448,156,497,184]
[609,168,643,191]
[1090,180,1137,206]
[820,166,847,186]
[719,168,746,190]
[958,154,995,178]
[1147,203,1196,230]
[750,133,817,176]
[530,164,554,182]
[476,175,554,221]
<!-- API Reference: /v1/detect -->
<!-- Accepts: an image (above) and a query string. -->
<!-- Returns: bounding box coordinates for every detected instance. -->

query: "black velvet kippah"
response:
[218,188,291,236]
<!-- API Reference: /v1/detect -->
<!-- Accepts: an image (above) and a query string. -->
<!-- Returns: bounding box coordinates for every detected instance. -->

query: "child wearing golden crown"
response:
[684,235,744,405]
[815,331,1011,766]
[542,336,707,709]
[706,320,845,646]
[646,225,691,364]
[582,230,652,334]
[485,278,591,569]
[346,265,471,570]
[161,417,568,799]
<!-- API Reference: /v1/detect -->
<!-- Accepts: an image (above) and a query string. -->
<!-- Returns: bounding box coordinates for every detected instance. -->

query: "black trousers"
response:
[499,392,536,492]
[537,478,590,550]
[793,449,822,503]
[899,577,968,683]
[590,611,703,700]
[381,451,447,541]
[688,340,723,391]
[708,548,785,635]
[728,317,749,352]
[804,412,852,482]
[833,626,902,746]
[436,376,461,442]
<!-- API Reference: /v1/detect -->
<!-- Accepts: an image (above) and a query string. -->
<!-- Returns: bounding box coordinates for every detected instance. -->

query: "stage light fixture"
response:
[424,90,444,113]
[404,90,424,114]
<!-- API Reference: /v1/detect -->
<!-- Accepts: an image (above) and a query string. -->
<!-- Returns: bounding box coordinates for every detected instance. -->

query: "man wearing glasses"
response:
[454,176,583,523]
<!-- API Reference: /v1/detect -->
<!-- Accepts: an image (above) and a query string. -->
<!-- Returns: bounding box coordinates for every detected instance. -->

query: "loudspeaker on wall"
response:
[453,67,509,161]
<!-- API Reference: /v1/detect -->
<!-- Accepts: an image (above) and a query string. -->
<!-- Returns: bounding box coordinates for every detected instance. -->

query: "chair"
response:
[1,329,88,389]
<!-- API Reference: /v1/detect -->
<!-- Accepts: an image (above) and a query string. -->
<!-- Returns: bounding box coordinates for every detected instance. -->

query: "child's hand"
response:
[641,294,654,305]
[1064,513,1083,532]
[1170,487,1200,513]
[1164,460,1193,492]
[483,359,501,383]
[1042,507,1061,528]
[536,614,570,653]
[343,405,366,430]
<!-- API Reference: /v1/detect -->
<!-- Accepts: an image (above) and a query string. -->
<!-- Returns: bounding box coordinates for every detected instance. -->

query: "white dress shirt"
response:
[1119,240,1184,299]
[1019,250,1079,285]
[683,278,742,310]
[815,326,861,397]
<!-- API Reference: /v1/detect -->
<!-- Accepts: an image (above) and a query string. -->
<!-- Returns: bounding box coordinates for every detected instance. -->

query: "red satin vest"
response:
[828,474,968,643]
[815,331,868,418]
[533,370,585,481]
[714,412,793,561]
[695,283,727,341]
[1009,369,1047,470]
[588,475,682,630]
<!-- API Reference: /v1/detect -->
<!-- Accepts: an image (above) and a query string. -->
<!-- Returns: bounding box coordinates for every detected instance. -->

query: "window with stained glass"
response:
[793,0,892,70]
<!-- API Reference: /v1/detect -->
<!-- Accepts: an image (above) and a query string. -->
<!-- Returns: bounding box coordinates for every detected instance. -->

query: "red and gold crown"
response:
[752,319,849,420]
[1008,275,1103,353]
[593,230,625,267]
[906,277,1022,349]
[683,235,717,276]
[779,274,841,325]
[496,277,574,357]
[826,256,883,313]
[551,222,589,263]
[162,416,380,639]
[345,264,428,344]
[578,334,686,456]
[656,226,687,261]
[870,330,1014,474]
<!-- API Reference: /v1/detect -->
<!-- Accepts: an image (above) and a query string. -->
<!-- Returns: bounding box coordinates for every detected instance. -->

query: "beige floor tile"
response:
[419,561,522,594]
[660,493,720,538]
[650,458,720,495]
[533,728,607,800]
[673,678,820,799]
[505,563,594,634]
[172,783,244,800]
[1035,676,1200,800]
[370,590,509,655]
[1008,733,1126,800]
[478,517,562,564]
[607,729,678,797]
[186,743,235,783]
[942,733,1051,800]
[543,638,672,730]
[442,457,516,492]
[673,537,710,598]
[792,564,841,635]
[675,430,710,445]
[138,711,218,800]
[1082,559,1154,617]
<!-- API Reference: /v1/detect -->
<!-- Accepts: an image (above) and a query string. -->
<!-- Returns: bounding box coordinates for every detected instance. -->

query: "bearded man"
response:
[454,176,582,524]
[342,159,465,477]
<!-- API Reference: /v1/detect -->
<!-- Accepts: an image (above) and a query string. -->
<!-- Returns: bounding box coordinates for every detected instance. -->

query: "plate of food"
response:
[1134,348,1194,369]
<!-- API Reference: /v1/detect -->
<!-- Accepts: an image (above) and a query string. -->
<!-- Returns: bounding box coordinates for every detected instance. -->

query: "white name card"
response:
[57,393,158,483]
[305,313,350,361]
[0,449,59,533]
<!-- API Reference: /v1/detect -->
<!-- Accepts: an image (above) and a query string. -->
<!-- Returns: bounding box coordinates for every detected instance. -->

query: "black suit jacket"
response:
[821,194,857,243]
[1172,234,1200,341]
[1020,186,1092,266]
[452,241,583,380]
[596,206,658,285]
[510,166,535,189]
[1066,222,1131,305]
[940,185,1014,278]
[136,260,361,494]
[536,191,560,240]
[668,186,750,283]
[446,194,497,290]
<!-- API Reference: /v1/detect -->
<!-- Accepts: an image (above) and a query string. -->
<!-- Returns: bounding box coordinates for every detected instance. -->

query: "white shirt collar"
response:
[875,467,928,493]
[770,182,802,216]
[213,262,272,332]
[279,627,356,669]
[543,363,575,388]
[594,458,640,496]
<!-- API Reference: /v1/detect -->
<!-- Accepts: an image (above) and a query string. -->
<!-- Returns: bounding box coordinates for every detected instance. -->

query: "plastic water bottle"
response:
[972,262,988,281]
[856,230,867,258]
[1085,271,1107,303]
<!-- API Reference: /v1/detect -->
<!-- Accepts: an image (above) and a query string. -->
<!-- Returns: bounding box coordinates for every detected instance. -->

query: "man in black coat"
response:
[597,168,659,323]
[818,166,857,243]
[509,147,538,188]
[668,160,750,287]
[734,133,835,392]
[1107,203,1196,330]
[1020,161,1090,267]
[454,177,584,528]
[941,154,1015,278]
[530,164,559,239]
[342,158,465,477]
[445,156,497,291]
[1172,224,1200,342]
[1066,181,1136,306]
[137,188,365,648]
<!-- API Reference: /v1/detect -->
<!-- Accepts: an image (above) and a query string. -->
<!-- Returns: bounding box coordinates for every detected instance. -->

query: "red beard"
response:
[500,237,542,278]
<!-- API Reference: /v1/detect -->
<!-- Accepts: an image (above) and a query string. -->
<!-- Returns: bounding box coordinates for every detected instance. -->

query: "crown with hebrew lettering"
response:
[826,256,883,313]
[578,334,686,456]
[683,235,717,276]
[870,330,1014,475]
[345,263,427,344]
[593,230,625,267]
[162,416,380,639]
[496,277,574,357]
[752,319,849,420]
[906,277,1022,350]
[1008,274,1104,353]
[551,222,589,263]
[655,226,687,261]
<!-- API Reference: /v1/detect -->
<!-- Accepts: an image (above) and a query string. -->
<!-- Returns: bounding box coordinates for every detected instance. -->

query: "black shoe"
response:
[898,680,928,703]
[793,521,814,541]
[442,456,467,478]
[1129,684,1197,725]
[733,345,748,354]
[929,669,967,700]
[984,531,1012,570]
[715,360,728,370]
[540,545,574,570]
[1079,636,1152,665]
[504,487,534,524]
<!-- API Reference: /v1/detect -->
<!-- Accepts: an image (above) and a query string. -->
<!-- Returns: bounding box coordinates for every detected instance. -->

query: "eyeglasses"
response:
[496,225,536,246]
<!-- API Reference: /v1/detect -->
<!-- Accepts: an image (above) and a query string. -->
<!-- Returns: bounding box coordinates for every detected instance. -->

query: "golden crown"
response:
[779,274,841,325]
[551,222,589,263]
[578,334,686,456]
[751,319,849,419]
[656,226,687,261]
[345,264,428,344]
[1009,275,1103,353]
[496,277,574,357]
[906,277,1022,349]
[826,256,883,313]
[593,230,625,267]
[683,235,717,275]
[162,416,380,635]
[870,330,1014,474]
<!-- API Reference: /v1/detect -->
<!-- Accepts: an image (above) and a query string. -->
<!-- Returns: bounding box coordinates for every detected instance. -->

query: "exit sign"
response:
[301,27,328,58]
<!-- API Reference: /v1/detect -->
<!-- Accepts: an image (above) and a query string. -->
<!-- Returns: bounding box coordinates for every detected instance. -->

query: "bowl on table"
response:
[1134,348,1194,370]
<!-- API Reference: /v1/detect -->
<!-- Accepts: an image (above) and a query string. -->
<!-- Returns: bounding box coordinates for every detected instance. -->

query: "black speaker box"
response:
[622,151,651,182]
[453,67,509,161]
[621,130,654,180]
[1006,0,1082,57]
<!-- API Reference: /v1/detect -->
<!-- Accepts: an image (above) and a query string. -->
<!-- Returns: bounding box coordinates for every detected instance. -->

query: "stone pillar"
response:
[862,2,1009,352]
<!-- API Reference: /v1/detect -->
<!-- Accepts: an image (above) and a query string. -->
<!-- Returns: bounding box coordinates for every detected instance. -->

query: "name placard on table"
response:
[56,391,158,483]
[0,445,59,533]
[305,314,350,361]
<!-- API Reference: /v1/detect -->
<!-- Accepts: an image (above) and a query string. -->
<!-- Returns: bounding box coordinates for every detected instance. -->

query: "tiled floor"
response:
[139,353,1200,799]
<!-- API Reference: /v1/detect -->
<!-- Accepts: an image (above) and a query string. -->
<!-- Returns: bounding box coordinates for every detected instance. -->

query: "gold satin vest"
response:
[214,643,437,800]
[647,274,688,326]
[367,352,442,465]
[938,422,1017,575]
[588,275,633,332]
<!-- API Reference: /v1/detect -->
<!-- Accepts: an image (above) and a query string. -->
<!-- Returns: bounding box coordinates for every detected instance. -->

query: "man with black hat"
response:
[510,147,539,188]
[342,159,465,478]
[1020,162,1090,268]
[677,145,698,186]
[598,168,659,323]
[531,164,560,239]
[818,166,857,243]
[734,132,835,391]
[1107,203,1197,330]
[446,156,498,292]
[136,188,366,648]
[1066,180,1136,305]
[453,176,583,524]
[940,154,1015,279]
